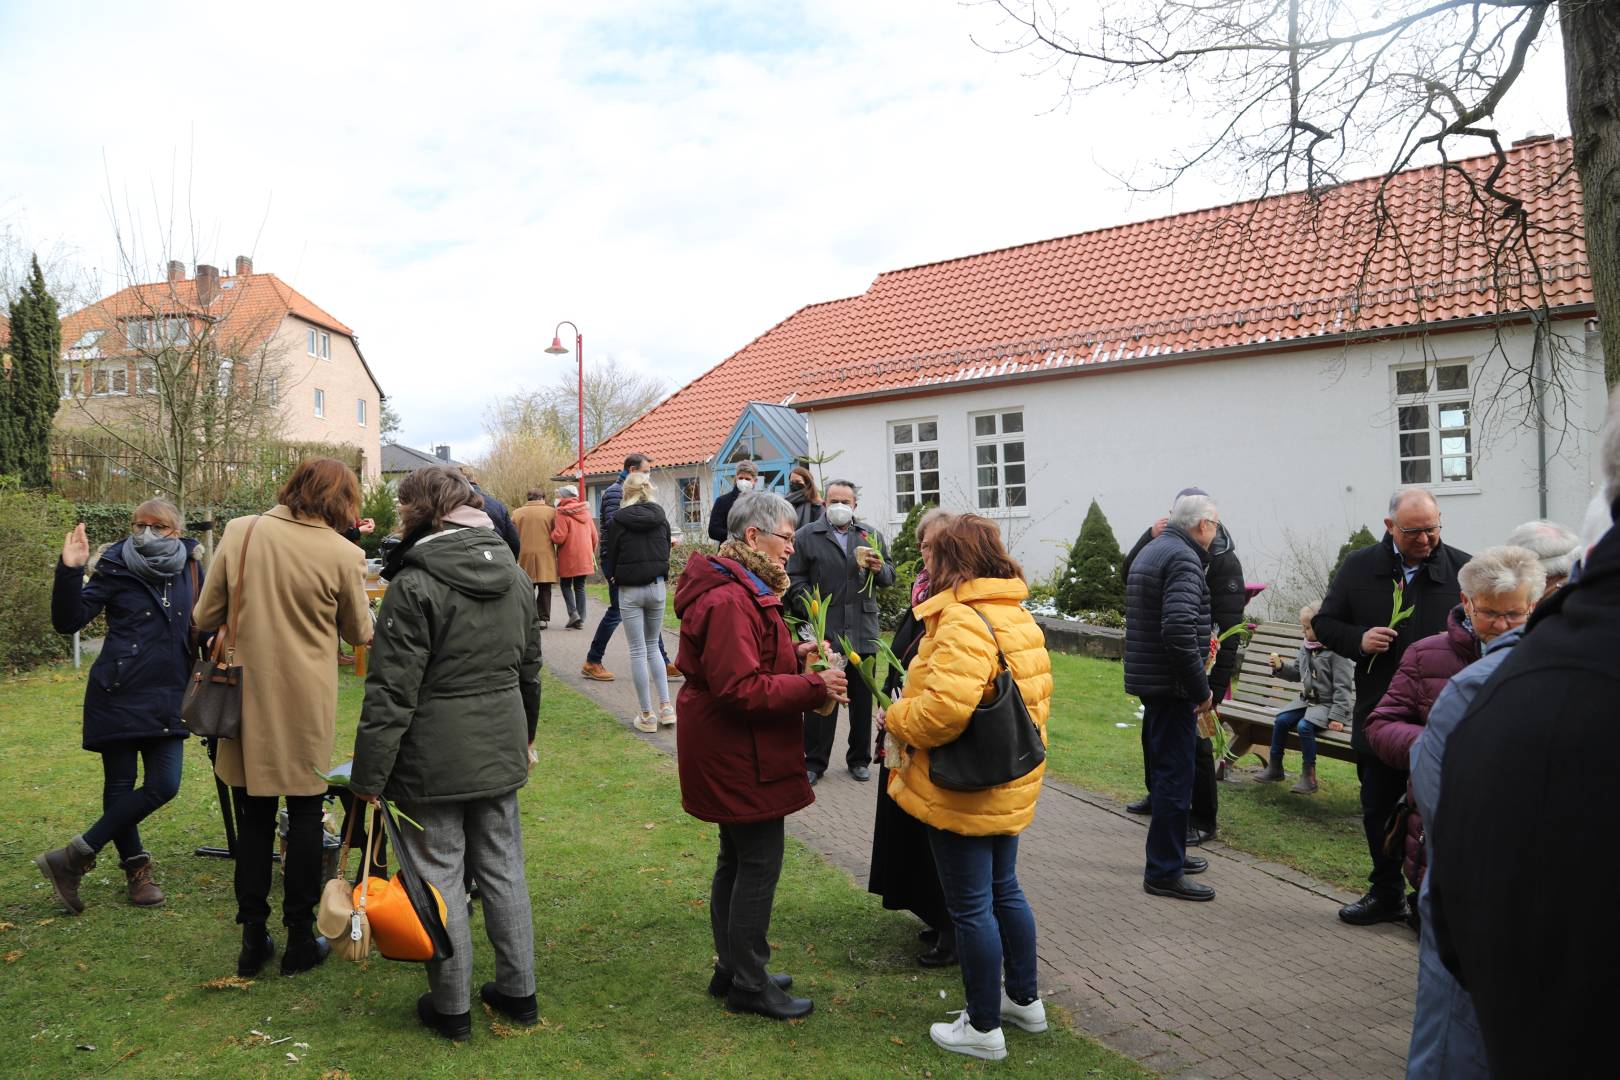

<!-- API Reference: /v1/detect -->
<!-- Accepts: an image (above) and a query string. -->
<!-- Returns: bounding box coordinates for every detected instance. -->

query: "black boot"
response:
[480,982,539,1025]
[417,994,472,1042]
[280,926,330,975]
[707,968,794,998]
[1338,889,1406,926]
[237,924,276,978]
[725,978,814,1020]
[1125,795,1152,815]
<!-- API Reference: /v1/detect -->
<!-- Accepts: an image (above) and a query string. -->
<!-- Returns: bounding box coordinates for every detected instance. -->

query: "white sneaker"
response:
[632,713,658,733]
[929,1011,1006,1061]
[658,703,677,727]
[1000,990,1048,1032]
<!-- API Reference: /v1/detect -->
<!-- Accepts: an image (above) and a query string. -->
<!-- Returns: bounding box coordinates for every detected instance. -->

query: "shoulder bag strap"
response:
[966,605,1011,675]
[212,515,262,665]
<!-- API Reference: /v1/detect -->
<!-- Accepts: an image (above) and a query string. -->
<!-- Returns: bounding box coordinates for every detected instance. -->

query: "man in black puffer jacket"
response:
[1125,493,1220,903]
[1120,486,1244,845]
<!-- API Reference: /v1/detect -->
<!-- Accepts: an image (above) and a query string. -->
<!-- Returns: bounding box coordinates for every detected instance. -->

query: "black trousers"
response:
[1142,697,1197,882]
[231,788,324,930]
[1141,726,1219,829]
[1356,752,1408,896]
[535,582,553,624]
[803,671,873,774]
[710,817,785,993]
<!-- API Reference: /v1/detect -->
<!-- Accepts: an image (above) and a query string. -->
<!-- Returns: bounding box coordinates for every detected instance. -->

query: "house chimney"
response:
[195,264,220,306]
[1512,133,1555,147]
[235,255,253,276]
[434,445,451,462]
[167,260,185,283]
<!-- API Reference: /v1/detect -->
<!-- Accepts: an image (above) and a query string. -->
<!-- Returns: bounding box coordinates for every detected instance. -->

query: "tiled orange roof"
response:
[794,138,1589,404]
[578,296,859,477]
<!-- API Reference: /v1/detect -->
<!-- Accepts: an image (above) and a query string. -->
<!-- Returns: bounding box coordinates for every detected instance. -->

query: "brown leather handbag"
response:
[181,516,261,740]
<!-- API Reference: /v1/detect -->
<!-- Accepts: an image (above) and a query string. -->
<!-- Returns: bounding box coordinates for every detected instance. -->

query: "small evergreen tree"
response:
[1330,525,1378,584]
[358,480,399,559]
[0,345,16,475]
[876,500,933,630]
[1055,499,1126,615]
[6,257,61,489]
[889,500,933,572]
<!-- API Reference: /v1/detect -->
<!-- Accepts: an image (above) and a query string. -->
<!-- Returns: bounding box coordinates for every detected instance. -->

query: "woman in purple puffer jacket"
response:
[1363,604,1480,896]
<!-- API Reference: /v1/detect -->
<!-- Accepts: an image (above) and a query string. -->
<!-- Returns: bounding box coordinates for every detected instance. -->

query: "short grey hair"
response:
[727,491,795,540]
[1388,486,1439,518]
[825,478,859,500]
[1169,493,1219,530]
[557,484,577,499]
[1458,545,1547,600]
[1506,520,1581,580]
[917,506,953,541]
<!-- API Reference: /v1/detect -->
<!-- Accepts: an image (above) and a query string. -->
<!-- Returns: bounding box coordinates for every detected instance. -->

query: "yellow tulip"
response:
[848,651,862,665]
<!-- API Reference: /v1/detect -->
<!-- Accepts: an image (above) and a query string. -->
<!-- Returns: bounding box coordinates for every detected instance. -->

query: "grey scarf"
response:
[122,529,187,586]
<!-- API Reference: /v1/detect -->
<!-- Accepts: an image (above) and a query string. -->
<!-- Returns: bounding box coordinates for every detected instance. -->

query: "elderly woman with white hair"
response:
[1378,545,1547,1079]
[548,483,597,629]
[1505,519,1582,593]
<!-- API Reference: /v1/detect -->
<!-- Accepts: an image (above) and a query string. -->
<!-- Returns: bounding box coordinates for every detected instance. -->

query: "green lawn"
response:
[0,664,1146,1079]
[585,581,681,631]
[1043,652,1369,892]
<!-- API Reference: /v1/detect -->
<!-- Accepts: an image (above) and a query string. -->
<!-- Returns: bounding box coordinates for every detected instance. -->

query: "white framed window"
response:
[679,476,702,530]
[970,408,1027,510]
[313,387,326,418]
[136,365,158,395]
[92,363,128,396]
[356,398,367,426]
[307,329,318,356]
[125,318,187,349]
[319,332,331,360]
[265,375,279,406]
[889,418,940,516]
[215,358,234,397]
[60,369,77,398]
[1394,362,1473,486]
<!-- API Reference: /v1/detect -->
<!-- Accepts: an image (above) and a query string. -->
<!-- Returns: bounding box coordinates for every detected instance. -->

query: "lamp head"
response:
[544,336,568,355]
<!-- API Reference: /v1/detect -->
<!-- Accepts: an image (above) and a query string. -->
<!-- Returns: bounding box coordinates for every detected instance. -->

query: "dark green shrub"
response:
[358,481,398,559]
[876,502,931,631]
[0,478,75,670]
[1331,525,1378,584]
[1055,499,1126,617]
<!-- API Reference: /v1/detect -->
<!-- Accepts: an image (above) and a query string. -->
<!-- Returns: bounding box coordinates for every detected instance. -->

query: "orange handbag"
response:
[352,802,453,962]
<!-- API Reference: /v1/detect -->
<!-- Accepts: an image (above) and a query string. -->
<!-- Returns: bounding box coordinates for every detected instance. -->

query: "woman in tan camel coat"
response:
[192,458,372,978]
[510,488,560,627]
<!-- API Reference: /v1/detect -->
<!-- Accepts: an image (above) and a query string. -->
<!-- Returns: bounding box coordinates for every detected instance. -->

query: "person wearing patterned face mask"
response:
[37,500,205,914]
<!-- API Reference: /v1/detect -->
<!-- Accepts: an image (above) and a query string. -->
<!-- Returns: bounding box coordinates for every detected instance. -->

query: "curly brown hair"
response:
[277,458,361,531]
[398,464,484,535]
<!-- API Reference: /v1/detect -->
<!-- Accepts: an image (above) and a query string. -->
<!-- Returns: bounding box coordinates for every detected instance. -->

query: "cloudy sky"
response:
[0,0,1572,458]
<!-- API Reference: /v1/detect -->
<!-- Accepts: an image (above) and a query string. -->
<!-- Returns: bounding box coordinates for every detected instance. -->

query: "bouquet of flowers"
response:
[855,531,887,596]
[1202,622,1256,754]
[787,587,842,715]
[1368,581,1415,671]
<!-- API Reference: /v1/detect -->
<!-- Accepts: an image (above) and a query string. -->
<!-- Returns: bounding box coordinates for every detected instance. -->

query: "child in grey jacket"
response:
[1260,601,1354,793]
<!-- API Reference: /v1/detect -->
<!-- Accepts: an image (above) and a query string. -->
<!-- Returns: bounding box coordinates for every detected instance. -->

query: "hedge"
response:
[0,480,76,671]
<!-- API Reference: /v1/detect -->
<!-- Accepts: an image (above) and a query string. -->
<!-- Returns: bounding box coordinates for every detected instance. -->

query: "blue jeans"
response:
[82,737,185,860]
[588,580,670,667]
[1268,706,1317,769]
[927,827,1038,1032]
[1142,696,1197,882]
[620,580,671,713]
[559,576,587,621]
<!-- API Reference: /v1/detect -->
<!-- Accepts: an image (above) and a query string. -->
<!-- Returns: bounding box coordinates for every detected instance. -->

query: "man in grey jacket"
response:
[786,480,894,784]
[1124,494,1219,902]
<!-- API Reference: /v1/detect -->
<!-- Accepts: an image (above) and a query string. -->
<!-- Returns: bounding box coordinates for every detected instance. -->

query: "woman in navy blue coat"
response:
[35,499,203,913]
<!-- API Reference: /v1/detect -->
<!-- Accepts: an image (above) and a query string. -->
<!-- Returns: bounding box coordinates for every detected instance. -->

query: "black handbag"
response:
[927,607,1047,792]
[181,516,261,740]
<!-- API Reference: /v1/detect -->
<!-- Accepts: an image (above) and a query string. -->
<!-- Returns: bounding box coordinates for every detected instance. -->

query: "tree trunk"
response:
[1563,0,1620,388]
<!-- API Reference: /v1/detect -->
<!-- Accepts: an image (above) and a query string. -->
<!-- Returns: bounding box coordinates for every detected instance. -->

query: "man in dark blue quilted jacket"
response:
[1125,493,1219,902]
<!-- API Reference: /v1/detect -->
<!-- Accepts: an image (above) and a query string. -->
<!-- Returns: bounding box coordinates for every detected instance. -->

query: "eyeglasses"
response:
[132,521,171,531]
[1397,524,1442,538]
[1471,606,1530,625]
[768,531,795,544]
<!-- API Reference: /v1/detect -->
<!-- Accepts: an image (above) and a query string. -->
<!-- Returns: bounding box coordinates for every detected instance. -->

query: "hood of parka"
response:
[399,526,518,599]
[613,502,665,532]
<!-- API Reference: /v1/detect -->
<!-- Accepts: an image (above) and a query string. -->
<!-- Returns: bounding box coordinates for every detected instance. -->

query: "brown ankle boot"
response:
[35,836,97,915]
[1290,767,1319,794]
[120,853,165,907]
[1256,758,1286,783]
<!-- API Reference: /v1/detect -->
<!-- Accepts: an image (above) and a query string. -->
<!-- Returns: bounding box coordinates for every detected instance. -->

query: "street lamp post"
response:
[545,322,584,480]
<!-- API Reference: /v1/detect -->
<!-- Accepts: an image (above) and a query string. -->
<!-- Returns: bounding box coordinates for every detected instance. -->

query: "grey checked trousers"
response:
[397,792,536,1014]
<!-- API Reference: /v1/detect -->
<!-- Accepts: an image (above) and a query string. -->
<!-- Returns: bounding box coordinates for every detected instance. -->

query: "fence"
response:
[49,429,365,507]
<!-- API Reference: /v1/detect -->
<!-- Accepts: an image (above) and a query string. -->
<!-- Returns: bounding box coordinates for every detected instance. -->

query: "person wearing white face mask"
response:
[708,461,759,543]
[786,479,895,784]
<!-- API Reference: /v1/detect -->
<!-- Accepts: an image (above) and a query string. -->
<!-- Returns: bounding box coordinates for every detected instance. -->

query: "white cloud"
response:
[0,0,1572,459]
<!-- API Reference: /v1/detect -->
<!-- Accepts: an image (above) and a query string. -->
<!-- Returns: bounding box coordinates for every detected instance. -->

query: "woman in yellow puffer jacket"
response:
[883,514,1052,1062]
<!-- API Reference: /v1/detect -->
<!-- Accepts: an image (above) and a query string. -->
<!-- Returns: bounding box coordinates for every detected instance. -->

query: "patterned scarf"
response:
[717,539,789,597]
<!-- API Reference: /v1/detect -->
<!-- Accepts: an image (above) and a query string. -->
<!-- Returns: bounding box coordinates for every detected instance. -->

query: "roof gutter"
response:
[789,304,1596,411]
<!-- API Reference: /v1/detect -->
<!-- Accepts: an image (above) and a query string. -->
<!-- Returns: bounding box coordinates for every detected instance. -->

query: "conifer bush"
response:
[1055,499,1126,617]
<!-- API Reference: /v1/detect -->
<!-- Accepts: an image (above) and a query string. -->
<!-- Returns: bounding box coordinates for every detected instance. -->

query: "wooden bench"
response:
[1218,621,1358,765]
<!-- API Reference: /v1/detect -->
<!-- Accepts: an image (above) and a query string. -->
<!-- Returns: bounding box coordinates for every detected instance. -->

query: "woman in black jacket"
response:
[603,472,675,731]
[867,507,956,966]
[788,465,823,530]
[36,499,202,913]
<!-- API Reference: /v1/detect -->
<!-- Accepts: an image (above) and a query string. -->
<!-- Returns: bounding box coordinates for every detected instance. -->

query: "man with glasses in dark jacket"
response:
[1313,487,1470,926]
[1121,486,1242,847]
[1125,493,1221,902]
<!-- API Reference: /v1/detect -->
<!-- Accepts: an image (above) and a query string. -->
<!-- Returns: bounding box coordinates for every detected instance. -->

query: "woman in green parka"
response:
[350,464,543,1043]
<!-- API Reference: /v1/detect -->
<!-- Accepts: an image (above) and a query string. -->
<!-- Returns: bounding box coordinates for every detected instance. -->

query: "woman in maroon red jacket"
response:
[1364,553,1534,902]
[673,491,847,1022]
